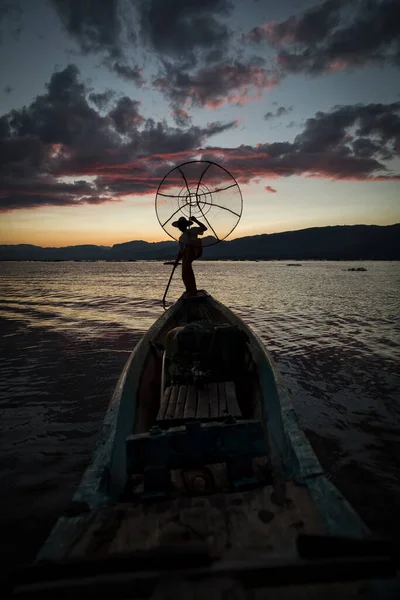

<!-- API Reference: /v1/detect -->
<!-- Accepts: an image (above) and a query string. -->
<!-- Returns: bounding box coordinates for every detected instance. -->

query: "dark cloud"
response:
[51,0,234,67]
[49,0,123,58]
[50,1,143,86]
[247,0,400,75]
[352,137,382,158]
[276,106,291,116]
[1,191,112,212]
[264,105,293,120]
[111,61,145,86]
[0,175,111,212]
[127,117,237,159]
[5,65,115,154]
[198,101,400,183]
[154,60,279,110]
[109,97,145,134]
[4,85,13,94]
[50,0,234,85]
[89,89,116,110]
[0,64,238,211]
[265,185,277,193]
[1,65,399,213]
[200,143,387,183]
[138,0,233,67]
[294,102,400,159]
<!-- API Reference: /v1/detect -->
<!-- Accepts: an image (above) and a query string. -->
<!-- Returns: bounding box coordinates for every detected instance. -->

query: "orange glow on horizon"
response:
[2,217,398,247]
[0,226,170,247]
[1,177,399,247]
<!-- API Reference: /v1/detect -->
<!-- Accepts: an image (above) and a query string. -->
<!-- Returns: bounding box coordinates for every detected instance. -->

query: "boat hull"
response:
[33,292,385,598]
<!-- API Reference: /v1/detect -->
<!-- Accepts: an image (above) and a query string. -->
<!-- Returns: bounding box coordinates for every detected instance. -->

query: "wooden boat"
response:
[20,292,397,597]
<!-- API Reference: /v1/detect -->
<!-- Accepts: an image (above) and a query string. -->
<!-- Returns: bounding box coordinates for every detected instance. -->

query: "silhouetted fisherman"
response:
[172,216,207,297]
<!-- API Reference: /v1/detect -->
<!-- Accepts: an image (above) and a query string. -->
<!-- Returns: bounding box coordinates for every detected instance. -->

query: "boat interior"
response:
[30,293,373,598]
[134,292,262,433]
[125,293,268,501]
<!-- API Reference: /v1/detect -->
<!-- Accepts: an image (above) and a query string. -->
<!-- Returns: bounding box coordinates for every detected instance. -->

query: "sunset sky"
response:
[0,0,399,247]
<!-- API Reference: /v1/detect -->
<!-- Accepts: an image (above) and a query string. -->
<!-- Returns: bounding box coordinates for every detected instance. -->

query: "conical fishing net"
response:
[155,161,242,247]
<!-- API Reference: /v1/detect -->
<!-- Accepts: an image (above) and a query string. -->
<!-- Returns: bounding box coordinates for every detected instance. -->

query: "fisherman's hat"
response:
[172,216,193,228]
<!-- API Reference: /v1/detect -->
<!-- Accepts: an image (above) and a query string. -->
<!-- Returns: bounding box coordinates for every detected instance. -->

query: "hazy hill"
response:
[0,224,398,261]
[0,243,111,261]
[209,224,400,260]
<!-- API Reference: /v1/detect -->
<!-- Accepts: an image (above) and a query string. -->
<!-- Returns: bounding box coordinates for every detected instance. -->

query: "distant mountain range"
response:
[1,224,399,261]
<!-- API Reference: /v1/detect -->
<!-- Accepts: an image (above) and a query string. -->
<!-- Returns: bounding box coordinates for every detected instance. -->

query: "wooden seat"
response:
[156,381,241,422]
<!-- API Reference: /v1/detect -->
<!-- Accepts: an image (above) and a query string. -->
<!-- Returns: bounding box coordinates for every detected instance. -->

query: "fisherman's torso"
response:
[179,227,202,246]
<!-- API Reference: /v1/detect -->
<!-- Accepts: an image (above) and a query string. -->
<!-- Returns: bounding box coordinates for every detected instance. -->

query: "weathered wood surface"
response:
[157,386,171,421]
[68,481,321,559]
[209,383,219,418]
[184,385,197,419]
[218,382,227,416]
[225,382,241,417]
[175,385,187,419]
[196,384,210,419]
[157,382,241,423]
[66,482,367,597]
[165,385,179,420]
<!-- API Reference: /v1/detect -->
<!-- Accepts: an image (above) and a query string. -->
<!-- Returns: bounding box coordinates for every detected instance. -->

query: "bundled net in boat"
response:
[155,161,242,247]
[165,323,253,384]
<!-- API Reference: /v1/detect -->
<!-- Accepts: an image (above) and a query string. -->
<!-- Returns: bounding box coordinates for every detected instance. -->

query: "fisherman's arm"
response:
[191,216,207,232]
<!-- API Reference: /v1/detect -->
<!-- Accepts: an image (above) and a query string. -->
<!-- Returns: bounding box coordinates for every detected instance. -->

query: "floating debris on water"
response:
[347,267,367,272]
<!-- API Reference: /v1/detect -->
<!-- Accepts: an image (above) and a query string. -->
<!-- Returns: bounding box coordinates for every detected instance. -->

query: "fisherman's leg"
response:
[182,251,197,297]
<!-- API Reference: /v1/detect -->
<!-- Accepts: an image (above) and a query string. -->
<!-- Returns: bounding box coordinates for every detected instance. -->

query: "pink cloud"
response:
[265,185,277,193]
[324,58,350,74]
[246,1,400,77]
[171,107,191,126]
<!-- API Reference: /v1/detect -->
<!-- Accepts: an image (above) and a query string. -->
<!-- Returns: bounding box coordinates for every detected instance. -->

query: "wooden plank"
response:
[218,381,227,417]
[109,496,228,558]
[196,384,209,419]
[208,382,219,419]
[165,385,179,420]
[69,508,124,558]
[156,386,171,421]
[152,578,245,599]
[78,481,322,559]
[225,480,323,559]
[174,385,187,419]
[184,385,197,419]
[225,381,241,417]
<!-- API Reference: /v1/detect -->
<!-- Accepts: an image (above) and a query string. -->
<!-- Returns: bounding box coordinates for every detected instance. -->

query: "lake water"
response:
[1,260,399,567]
